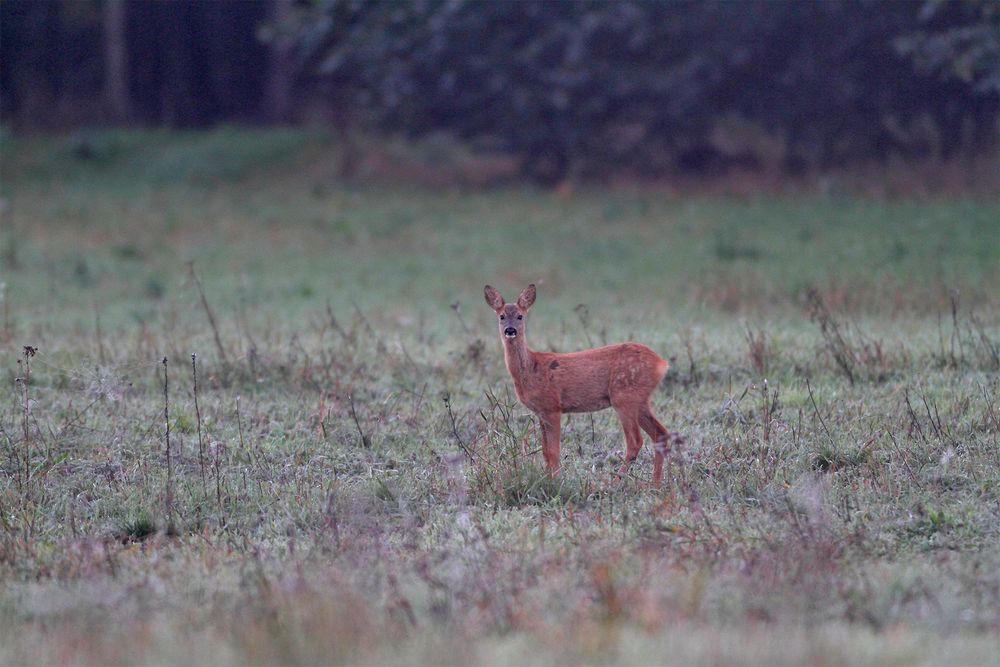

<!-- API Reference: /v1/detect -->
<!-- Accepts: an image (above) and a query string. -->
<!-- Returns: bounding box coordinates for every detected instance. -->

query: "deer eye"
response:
[517,315,523,320]
[499,315,505,320]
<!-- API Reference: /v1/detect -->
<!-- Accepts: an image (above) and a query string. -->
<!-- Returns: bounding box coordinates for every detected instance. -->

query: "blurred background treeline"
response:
[2,0,999,184]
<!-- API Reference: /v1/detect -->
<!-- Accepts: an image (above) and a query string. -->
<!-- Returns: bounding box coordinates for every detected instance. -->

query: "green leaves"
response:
[289,0,1000,177]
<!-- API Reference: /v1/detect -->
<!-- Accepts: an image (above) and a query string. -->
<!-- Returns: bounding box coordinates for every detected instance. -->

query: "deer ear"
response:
[516,284,536,311]
[484,285,504,312]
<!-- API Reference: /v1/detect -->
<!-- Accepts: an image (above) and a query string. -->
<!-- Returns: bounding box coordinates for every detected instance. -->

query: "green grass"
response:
[1,128,999,665]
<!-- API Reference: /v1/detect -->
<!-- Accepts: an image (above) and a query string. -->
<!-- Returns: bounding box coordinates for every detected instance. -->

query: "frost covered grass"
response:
[1,129,998,665]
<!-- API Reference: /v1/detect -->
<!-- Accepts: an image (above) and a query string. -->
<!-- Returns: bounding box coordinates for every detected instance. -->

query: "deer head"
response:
[484,284,535,342]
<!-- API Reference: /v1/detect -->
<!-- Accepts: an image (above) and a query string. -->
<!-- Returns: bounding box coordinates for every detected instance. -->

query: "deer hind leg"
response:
[638,407,670,487]
[539,411,562,474]
[615,409,643,477]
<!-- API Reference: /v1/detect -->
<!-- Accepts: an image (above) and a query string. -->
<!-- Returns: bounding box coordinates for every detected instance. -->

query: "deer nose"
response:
[504,327,517,337]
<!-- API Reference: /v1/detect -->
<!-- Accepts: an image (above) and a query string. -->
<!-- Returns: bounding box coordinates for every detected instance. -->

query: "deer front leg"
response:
[539,411,562,474]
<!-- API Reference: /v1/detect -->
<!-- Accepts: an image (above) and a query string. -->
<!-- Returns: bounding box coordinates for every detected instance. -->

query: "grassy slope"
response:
[1,128,999,665]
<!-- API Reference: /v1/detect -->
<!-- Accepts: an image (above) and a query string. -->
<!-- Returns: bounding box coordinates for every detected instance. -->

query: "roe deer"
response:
[484,284,672,486]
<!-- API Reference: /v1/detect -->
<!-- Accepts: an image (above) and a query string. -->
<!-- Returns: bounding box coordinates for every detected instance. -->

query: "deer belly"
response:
[560,389,611,413]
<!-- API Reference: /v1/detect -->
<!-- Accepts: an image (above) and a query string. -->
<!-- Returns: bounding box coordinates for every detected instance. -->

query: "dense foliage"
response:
[2,0,999,180]
[296,0,1000,180]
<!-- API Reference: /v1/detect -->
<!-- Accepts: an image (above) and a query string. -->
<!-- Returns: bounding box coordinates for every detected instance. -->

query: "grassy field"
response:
[1,128,999,665]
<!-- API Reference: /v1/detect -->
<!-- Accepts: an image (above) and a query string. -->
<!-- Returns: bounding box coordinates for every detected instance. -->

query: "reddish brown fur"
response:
[484,284,672,486]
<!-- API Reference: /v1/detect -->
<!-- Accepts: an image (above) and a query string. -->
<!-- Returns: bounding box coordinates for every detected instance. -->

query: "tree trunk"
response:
[162,1,195,126]
[266,0,295,123]
[103,0,130,122]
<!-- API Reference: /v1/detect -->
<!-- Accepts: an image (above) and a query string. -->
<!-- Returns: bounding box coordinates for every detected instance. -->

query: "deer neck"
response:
[503,335,536,383]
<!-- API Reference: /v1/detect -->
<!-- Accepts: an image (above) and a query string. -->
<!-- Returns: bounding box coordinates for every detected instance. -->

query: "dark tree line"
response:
[2,0,998,181]
[2,0,272,127]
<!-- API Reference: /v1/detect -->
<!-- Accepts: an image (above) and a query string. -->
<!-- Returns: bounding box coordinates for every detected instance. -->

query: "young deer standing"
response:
[484,284,672,486]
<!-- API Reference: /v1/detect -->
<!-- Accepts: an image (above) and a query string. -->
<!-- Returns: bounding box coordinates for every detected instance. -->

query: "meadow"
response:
[1,128,999,665]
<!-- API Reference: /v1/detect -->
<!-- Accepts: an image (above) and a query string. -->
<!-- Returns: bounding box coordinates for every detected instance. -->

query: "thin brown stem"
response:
[188,262,229,370]
[20,346,36,495]
[162,357,174,533]
[348,394,371,449]
[192,353,207,496]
